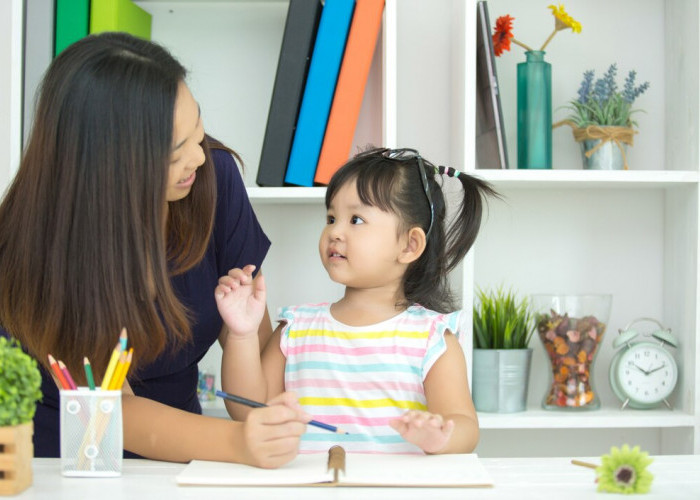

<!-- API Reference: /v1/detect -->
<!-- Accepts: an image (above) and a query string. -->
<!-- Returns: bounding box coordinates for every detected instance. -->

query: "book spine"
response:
[89,0,152,40]
[284,0,355,187]
[314,0,384,185]
[256,0,323,187]
[55,0,90,56]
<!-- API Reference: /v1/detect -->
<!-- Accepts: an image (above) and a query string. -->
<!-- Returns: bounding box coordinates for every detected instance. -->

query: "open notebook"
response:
[176,446,493,488]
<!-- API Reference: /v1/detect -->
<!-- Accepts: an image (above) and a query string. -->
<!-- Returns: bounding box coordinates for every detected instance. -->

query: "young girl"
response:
[216,148,497,454]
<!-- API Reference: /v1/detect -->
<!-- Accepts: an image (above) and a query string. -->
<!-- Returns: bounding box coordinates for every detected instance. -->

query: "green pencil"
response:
[83,356,95,390]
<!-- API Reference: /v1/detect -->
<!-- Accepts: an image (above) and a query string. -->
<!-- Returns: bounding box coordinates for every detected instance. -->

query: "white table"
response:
[13,455,700,499]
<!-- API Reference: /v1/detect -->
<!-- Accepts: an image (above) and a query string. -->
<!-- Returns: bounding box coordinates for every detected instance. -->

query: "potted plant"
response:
[0,337,42,495]
[555,64,650,170]
[472,287,534,413]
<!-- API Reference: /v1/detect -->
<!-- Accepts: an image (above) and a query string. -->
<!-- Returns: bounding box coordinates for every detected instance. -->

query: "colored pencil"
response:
[215,390,348,434]
[119,327,128,351]
[112,348,133,390]
[100,342,122,390]
[108,350,128,390]
[83,357,95,390]
[58,360,77,390]
[48,354,71,390]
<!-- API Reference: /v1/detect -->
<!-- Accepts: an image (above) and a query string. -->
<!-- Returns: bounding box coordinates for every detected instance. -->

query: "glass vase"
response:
[531,294,612,410]
[517,51,552,169]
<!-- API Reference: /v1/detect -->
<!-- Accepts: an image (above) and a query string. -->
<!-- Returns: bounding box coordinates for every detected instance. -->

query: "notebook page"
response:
[341,453,493,487]
[176,454,332,486]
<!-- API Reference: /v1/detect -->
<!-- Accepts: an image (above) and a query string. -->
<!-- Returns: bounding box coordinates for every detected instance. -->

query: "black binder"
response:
[256,0,323,186]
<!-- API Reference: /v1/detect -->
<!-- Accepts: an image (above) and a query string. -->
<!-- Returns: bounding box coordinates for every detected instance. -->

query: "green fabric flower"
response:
[596,445,653,494]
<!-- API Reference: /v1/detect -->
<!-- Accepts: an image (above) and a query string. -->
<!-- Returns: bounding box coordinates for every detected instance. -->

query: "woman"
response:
[0,32,308,467]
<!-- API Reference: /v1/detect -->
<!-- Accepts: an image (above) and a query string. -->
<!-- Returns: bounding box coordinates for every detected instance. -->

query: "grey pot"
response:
[472,348,533,413]
[580,137,627,170]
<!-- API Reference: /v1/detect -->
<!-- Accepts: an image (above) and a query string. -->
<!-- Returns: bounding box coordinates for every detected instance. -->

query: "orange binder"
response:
[314,0,384,185]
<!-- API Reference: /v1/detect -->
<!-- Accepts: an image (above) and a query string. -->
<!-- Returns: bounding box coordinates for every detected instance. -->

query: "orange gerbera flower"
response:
[491,5,580,55]
[492,15,514,56]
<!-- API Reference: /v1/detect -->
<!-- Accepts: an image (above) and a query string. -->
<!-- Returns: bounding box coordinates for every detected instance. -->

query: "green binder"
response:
[55,0,90,56]
[89,0,152,40]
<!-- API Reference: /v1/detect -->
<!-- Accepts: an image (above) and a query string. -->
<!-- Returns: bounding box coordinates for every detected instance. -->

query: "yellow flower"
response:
[549,4,582,33]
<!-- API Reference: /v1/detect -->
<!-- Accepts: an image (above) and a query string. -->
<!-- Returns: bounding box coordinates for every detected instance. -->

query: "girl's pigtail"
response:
[435,166,499,274]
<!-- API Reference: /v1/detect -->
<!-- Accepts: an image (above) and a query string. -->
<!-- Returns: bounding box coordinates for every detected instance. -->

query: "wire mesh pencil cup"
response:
[60,389,123,476]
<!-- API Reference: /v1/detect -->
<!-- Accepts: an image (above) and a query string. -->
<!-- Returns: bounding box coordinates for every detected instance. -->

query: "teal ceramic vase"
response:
[517,50,552,169]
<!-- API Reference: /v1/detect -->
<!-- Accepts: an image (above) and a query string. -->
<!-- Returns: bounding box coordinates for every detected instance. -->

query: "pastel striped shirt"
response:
[278,303,462,454]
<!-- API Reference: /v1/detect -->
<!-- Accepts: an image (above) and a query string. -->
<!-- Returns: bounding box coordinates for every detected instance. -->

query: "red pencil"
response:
[58,360,77,390]
[48,354,70,390]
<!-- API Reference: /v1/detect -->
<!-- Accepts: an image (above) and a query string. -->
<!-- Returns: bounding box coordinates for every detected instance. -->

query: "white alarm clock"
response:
[609,318,679,410]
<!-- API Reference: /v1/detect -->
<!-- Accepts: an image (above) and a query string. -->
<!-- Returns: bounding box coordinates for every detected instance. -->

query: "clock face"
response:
[616,343,678,404]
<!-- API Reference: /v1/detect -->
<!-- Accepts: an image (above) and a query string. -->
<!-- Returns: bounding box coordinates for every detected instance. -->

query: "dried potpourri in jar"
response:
[538,310,606,410]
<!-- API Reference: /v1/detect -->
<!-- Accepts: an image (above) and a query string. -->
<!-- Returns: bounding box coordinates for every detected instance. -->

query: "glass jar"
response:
[531,294,612,410]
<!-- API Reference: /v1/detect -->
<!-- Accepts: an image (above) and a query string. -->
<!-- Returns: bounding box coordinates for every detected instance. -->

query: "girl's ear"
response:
[398,227,427,264]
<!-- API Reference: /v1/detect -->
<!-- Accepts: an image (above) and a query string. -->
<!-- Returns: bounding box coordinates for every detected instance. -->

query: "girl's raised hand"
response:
[388,410,455,454]
[215,264,266,338]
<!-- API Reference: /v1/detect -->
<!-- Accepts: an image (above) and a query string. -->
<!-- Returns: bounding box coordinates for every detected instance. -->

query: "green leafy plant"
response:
[564,64,650,128]
[473,287,534,349]
[0,337,42,427]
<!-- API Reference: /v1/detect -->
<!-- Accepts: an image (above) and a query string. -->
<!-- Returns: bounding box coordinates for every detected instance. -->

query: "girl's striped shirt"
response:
[278,303,462,454]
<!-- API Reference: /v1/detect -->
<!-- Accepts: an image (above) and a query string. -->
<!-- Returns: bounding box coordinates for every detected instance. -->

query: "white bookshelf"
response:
[4,0,698,457]
[453,0,699,457]
[0,0,22,191]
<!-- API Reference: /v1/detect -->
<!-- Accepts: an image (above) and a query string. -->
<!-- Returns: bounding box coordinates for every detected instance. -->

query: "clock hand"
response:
[633,364,650,375]
[647,363,666,374]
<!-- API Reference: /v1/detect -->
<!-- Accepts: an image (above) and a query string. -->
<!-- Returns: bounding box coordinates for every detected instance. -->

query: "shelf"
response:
[244,170,700,202]
[478,407,697,430]
[247,186,326,203]
[201,401,228,420]
[471,169,699,190]
[201,400,696,431]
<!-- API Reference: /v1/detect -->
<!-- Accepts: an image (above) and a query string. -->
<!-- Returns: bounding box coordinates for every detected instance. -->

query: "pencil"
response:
[119,327,128,351]
[47,354,70,390]
[58,360,77,390]
[100,342,122,390]
[108,350,128,390]
[83,357,95,390]
[215,390,348,435]
[115,348,133,389]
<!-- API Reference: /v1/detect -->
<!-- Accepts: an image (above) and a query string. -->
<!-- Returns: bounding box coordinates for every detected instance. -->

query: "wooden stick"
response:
[571,459,598,469]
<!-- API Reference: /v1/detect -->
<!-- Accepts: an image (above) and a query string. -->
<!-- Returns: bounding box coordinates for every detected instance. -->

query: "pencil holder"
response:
[59,389,122,477]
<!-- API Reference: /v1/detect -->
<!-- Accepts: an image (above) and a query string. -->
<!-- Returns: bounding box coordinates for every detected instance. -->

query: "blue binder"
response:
[284,0,355,186]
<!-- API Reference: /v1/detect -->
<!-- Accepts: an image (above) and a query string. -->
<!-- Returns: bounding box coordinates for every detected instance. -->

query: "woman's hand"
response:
[241,392,311,468]
[215,265,266,339]
[388,410,455,454]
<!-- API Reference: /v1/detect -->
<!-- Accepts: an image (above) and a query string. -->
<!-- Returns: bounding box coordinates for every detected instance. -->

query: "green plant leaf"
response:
[473,287,534,349]
[0,337,43,426]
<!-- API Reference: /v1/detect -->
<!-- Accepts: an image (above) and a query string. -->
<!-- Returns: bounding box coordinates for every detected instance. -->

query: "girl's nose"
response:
[327,224,343,241]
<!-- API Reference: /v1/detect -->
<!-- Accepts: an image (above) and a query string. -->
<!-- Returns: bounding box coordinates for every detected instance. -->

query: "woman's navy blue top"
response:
[1,149,270,457]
